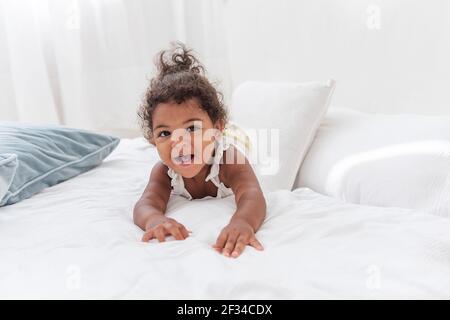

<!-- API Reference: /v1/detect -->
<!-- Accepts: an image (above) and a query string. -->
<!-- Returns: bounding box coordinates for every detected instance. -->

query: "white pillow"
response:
[294,107,450,216]
[230,80,336,193]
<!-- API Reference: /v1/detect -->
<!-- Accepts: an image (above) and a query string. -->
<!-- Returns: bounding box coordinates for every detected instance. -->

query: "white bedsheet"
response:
[1,138,450,299]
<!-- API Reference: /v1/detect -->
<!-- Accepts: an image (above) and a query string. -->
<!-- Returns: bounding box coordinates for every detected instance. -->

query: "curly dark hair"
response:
[138,41,228,142]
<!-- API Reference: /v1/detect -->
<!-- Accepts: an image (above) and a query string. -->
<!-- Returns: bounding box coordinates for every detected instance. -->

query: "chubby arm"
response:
[213,147,267,258]
[133,161,171,229]
[134,161,189,242]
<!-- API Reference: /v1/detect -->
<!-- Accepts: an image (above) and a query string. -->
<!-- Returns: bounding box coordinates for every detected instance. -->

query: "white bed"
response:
[1,137,450,299]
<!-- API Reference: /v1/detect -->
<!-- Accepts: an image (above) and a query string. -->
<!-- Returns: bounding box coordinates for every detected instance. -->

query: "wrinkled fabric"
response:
[1,138,450,299]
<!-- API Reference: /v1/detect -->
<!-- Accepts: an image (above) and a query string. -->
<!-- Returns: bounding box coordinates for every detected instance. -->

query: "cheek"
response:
[155,141,172,162]
[197,140,215,162]
[198,130,216,157]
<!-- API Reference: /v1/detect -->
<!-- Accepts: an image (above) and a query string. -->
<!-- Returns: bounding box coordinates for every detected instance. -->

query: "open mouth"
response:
[173,153,195,166]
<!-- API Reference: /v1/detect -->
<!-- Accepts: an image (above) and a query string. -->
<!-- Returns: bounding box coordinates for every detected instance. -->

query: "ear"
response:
[214,119,225,132]
[212,120,225,142]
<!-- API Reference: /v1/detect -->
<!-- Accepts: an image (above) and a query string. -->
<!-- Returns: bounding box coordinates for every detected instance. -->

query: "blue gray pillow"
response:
[0,122,120,206]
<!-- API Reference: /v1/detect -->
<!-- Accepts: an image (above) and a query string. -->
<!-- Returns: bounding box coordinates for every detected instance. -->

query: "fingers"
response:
[249,237,264,251]
[154,227,166,242]
[222,233,238,257]
[141,230,153,242]
[213,230,264,258]
[142,219,191,243]
[165,222,185,240]
[232,235,250,258]
[213,232,228,252]
[179,224,190,239]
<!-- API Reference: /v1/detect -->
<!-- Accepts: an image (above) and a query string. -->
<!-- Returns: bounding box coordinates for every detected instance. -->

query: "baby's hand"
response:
[142,216,190,242]
[213,218,264,258]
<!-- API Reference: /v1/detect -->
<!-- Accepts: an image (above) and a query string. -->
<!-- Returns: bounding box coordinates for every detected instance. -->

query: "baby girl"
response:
[134,42,266,258]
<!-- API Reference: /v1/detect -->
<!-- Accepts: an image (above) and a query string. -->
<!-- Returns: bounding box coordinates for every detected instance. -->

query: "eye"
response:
[186,125,201,132]
[157,130,171,138]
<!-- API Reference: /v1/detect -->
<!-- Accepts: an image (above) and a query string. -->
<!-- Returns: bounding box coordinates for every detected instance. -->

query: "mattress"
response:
[1,138,449,299]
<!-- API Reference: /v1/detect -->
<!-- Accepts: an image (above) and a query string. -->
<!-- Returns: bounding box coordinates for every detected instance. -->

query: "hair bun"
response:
[155,41,204,78]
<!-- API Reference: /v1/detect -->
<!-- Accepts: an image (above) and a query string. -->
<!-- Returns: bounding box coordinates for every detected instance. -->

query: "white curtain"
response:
[0,0,231,137]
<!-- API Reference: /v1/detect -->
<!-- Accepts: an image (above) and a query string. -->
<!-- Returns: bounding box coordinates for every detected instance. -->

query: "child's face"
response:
[151,98,223,178]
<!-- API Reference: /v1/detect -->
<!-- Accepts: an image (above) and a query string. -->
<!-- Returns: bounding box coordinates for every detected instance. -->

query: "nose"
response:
[171,130,191,148]
[171,130,193,156]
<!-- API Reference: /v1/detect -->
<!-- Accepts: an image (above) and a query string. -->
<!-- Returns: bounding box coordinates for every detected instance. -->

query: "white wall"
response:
[223,0,450,116]
[1,0,448,139]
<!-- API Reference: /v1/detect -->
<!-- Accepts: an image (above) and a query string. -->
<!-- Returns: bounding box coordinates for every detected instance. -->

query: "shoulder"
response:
[151,161,169,174]
[219,145,253,184]
[222,144,249,166]
[140,161,172,199]
[149,161,170,185]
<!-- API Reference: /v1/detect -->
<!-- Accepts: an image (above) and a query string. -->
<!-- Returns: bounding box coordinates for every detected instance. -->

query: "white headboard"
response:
[224,0,450,116]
